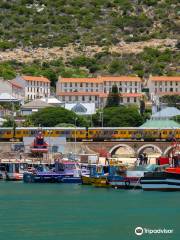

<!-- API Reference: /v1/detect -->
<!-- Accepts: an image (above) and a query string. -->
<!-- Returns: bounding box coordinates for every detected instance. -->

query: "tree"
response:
[174,115,180,124]
[93,106,143,127]
[106,84,121,107]
[160,95,180,109]
[30,107,88,127]
[140,100,145,116]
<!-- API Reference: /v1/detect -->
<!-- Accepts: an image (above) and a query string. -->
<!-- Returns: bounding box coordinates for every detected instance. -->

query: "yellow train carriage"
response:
[0,128,14,140]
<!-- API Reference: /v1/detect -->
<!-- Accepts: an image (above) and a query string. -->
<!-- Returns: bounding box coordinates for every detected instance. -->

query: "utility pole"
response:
[74,117,78,160]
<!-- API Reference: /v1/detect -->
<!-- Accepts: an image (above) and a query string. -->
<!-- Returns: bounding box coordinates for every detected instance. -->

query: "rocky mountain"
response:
[0,0,179,82]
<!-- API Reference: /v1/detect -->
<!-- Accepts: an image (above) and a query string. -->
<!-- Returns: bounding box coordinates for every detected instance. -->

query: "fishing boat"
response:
[0,162,28,181]
[92,165,125,188]
[81,164,110,186]
[109,164,169,189]
[140,167,180,191]
[23,160,82,183]
[141,143,180,191]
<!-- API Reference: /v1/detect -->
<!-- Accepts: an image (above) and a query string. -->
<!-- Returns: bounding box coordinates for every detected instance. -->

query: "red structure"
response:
[30,131,48,153]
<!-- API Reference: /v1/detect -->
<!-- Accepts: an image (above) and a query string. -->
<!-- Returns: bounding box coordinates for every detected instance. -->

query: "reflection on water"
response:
[0,182,179,240]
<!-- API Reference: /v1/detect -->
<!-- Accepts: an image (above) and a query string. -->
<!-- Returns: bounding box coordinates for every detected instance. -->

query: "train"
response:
[0,127,179,142]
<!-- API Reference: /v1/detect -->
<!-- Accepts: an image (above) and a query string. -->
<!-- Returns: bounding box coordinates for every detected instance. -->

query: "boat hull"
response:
[92,177,111,188]
[81,175,95,185]
[141,171,180,191]
[61,177,82,184]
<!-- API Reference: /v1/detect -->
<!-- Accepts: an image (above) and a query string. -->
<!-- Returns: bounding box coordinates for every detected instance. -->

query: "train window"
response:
[114,131,118,134]
[163,131,167,134]
[55,131,60,134]
[89,131,93,134]
[7,131,11,135]
[16,131,21,134]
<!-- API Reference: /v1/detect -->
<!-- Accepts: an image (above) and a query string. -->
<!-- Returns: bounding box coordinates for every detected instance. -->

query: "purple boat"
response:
[23,160,82,183]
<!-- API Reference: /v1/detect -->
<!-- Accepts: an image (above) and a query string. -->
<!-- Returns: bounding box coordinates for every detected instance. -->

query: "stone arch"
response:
[109,144,135,156]
[164,146,175,156]
[137,144,162,155]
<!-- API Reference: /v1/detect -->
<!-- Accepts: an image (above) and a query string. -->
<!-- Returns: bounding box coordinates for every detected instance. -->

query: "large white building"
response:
[13,75,51,101]
[148,76,180,104]
[56,76,143,108]
[0,78,24,100]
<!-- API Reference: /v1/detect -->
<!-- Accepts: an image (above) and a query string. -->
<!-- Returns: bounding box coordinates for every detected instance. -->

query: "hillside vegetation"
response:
[0,0,179,48]
[0,0,179,83]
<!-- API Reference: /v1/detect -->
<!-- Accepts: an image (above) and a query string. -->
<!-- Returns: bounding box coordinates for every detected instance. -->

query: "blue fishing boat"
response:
[23,160,82,183]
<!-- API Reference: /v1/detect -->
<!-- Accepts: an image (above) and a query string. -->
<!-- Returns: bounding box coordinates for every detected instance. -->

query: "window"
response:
[75,96,78,101]
[135,82,137,86]
[95,96,97,101]
[82,96,85,101]
[69,96,72,101]
[170,88,173,92]
[119,87,122,92]
[89,96,92,101]
[134,97,137,103]
[80,83,83,87]
[170,82,173,86]
[176,82,178,86]
[70,83,72,87]
[127,97,130,102]
[91,83,93,87]
[86,83,88,87]
[64,83,67,87]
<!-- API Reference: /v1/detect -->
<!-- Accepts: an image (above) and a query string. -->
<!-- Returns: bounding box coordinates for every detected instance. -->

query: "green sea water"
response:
[0,182,179,240]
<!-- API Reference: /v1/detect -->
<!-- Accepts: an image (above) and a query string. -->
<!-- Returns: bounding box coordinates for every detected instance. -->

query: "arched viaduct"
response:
[63,141,177,156]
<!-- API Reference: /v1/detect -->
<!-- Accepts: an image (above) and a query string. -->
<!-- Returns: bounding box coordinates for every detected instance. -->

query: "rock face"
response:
[0,39,177,63]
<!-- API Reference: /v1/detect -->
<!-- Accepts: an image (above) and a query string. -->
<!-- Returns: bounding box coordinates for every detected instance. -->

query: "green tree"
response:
[93,106,143,127]
[106,84,120,107]
[140,100,145,116]
[160,95,180,109]
[30,107,88,127]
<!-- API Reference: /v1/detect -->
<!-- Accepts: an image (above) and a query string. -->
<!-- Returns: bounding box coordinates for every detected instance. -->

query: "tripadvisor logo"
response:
[135,227,143,236]
[135,226,173,236]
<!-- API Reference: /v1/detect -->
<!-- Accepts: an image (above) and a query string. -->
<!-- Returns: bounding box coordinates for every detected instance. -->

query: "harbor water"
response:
[0,182,179,240]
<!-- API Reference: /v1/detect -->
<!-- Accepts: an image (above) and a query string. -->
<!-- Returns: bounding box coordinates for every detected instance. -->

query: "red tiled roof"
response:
[57,92,143,98]
[101,76,142,82]
[121,93,143,97]
[59,76,142,83]
[9,81,22,89]
[60,77,102,83]
[57,91,101,96]
[150,76,180,81]
[22,75,50,83]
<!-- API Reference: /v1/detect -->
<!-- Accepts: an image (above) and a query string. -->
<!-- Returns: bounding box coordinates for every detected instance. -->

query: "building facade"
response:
[56,76,143,108]
[148,76,180,104]
[0,78,24,100]
[13,75,51,101]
